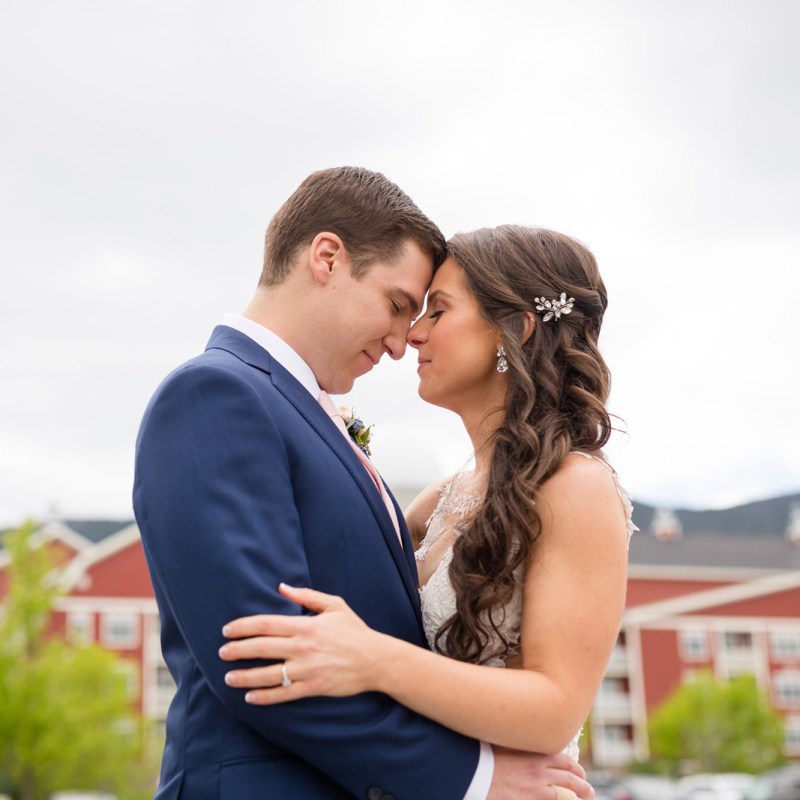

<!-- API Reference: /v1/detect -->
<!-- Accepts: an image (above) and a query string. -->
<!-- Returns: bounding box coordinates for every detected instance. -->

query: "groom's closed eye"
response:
[389,289,422,318]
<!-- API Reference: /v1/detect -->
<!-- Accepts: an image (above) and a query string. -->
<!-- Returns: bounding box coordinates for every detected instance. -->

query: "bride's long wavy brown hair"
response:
[435,225,613,664]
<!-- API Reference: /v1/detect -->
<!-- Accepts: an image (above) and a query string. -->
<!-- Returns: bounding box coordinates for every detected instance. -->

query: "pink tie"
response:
[317,390,402,545]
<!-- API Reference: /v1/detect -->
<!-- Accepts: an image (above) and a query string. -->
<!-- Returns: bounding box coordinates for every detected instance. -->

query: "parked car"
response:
[587,771,634,800]
[677,773,756,800]
[624,774,680,800]
[744,765,800,800]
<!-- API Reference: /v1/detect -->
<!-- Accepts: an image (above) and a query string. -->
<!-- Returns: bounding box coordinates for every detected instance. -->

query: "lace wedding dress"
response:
[415,452,638,761]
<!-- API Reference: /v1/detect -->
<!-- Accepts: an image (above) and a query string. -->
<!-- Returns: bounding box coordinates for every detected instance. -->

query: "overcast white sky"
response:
[1,0,798,527]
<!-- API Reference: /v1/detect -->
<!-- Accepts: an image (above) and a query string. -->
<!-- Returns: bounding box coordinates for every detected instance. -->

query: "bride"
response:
[219,225,634,759]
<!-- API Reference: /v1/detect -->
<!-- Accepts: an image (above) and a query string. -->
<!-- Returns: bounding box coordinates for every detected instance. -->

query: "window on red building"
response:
[679,629,710,661]
[771,630,800,662]
[785,714,800,754]
[101,612,140,649]
[773,670,800,709]
[723,631,753,651]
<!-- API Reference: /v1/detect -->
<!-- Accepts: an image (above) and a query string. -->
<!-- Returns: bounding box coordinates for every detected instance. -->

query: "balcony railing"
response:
[605,646,629,675]
[591,738,635,767]
[592,692,633,720]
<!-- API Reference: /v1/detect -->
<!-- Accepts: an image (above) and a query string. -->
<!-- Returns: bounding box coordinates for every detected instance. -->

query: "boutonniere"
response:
[339,407,373,457]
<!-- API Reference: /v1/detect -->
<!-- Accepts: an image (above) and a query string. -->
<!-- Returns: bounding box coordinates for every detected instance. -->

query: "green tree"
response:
[647,670,786,774]
[0,520,159,800]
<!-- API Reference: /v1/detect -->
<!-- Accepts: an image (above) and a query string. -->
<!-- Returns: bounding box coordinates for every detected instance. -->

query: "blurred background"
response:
[2,0,799,520]
[1,1,799,798]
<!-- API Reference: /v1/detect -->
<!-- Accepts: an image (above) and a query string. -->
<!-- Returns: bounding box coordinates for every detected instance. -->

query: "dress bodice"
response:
[414,452,638,761]
[416,475,524,668]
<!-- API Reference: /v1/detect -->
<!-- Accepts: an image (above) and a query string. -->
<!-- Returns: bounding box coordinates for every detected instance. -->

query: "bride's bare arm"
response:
[403,476,451,549]
[220,457,629,753]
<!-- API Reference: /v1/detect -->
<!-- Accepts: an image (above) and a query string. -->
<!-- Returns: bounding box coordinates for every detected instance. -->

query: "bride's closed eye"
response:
[427,310,444,320]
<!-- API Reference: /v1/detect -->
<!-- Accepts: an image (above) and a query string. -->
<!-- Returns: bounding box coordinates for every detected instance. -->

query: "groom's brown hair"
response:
[259,166,446,286]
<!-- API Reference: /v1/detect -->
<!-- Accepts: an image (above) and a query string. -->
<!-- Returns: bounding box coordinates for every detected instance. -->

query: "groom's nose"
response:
[383,326,409,360]
[383,336,406,361]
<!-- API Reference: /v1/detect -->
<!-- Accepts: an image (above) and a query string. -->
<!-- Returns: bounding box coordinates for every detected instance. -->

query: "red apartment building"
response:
[590,503,800,766]
[0,520,172,728]
[2,499,800,767]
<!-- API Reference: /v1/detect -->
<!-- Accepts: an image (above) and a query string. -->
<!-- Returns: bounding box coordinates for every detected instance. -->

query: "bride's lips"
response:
[417,358,431,373]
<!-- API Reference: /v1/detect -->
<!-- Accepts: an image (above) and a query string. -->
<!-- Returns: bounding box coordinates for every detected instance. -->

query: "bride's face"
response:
[407,258,507,414]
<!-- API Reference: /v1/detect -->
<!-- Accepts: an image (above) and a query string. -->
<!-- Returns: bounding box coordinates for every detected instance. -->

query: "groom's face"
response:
[316,239,433,394]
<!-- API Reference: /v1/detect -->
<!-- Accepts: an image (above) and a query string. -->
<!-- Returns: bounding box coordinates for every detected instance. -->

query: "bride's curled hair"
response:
[436,225,613,664]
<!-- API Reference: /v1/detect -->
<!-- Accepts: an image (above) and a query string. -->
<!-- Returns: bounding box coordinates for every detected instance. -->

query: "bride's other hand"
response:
[489,749,593,800]
[219,583,383,703]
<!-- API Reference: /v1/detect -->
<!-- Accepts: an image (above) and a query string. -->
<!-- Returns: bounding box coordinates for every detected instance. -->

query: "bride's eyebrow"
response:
[426,289,455,305]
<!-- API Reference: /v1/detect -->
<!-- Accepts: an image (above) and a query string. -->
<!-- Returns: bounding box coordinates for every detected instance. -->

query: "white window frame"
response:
[773,670,800,709]
[101,611,140,649]
[785,714,800,754]
[771,631,800,662]
[679,629,710,661]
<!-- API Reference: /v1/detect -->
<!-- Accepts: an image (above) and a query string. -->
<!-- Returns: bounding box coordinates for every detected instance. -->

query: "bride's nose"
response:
[407,317,428,349]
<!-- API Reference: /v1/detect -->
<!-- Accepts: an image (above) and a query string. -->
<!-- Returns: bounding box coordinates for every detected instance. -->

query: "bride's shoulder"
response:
[539,452,621,517]
[404,475,454,547]
[560,450,615,478]
[536,452,632,545]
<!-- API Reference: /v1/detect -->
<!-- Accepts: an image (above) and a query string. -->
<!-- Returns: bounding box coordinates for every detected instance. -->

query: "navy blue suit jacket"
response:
[133,326,479,799]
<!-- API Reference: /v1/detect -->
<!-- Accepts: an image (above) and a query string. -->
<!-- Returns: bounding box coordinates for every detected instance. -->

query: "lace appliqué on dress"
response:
[416,475,515,663]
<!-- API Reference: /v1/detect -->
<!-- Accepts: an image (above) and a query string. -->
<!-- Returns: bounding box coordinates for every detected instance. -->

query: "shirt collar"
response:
[220,314,320,399]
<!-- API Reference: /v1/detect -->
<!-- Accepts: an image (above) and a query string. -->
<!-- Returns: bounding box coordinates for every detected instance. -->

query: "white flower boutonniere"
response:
[339,406,373,457]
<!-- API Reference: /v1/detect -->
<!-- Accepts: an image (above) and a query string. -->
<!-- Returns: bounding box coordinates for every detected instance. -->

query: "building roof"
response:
[59,519,134,543]
[0,519,134,556]
[628,532,800,571]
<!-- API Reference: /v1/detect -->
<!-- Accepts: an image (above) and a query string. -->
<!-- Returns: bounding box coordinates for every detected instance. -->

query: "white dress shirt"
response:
[220,314,494,799]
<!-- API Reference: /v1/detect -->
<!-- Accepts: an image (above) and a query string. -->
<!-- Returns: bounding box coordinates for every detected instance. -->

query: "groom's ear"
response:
[308,232,345,285]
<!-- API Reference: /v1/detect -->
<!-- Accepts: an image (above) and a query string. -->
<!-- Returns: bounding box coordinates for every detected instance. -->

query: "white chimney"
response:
[785,502,800,544]
[650,507,683,542]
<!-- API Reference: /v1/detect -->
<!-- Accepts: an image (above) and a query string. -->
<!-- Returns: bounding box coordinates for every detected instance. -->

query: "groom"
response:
[134,167,591,799]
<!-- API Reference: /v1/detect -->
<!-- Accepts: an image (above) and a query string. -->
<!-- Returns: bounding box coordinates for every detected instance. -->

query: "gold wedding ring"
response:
[280,662,292,687]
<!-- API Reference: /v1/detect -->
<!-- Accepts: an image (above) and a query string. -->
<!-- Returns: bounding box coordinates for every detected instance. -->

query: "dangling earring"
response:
[496,346,508,373]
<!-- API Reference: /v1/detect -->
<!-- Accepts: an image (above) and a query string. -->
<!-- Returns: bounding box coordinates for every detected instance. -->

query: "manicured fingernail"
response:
[218,645,228,657]
[245,692,255,703]
[224,672,237,686]
[279,582,290,589]
[222,624,231,636]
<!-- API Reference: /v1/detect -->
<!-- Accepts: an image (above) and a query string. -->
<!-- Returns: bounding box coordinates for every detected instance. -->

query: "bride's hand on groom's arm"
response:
[219,583,386,702]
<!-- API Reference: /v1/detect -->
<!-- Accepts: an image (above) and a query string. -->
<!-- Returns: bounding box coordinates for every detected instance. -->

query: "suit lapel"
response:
[386,485,423,617]
[205,326,423,627]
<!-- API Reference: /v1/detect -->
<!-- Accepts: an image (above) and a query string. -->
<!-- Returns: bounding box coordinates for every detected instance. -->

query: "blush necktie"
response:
[317,390,402,545]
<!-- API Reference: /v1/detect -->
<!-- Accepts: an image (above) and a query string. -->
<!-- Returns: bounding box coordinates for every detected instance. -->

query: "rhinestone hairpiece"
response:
[534,292,575,322]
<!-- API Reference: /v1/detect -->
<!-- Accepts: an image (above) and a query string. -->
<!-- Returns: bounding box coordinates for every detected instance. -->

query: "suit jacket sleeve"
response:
[133,361,481,799]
